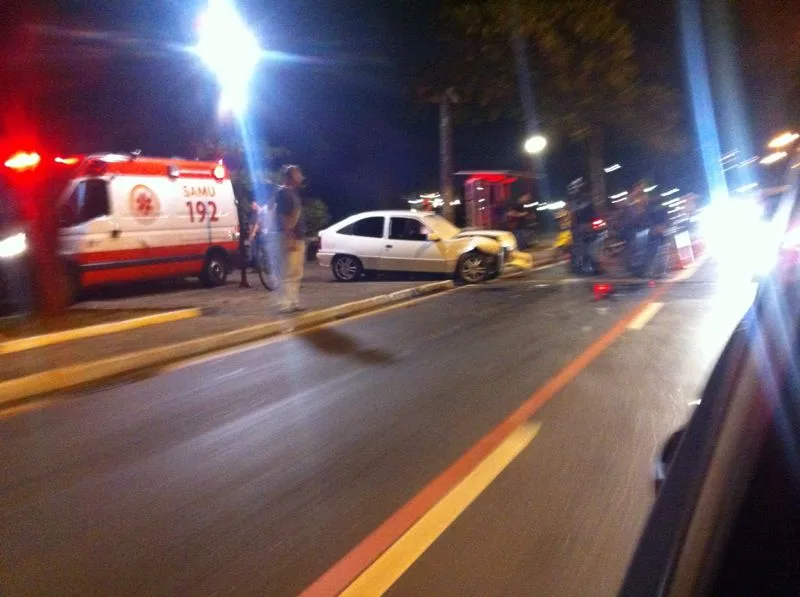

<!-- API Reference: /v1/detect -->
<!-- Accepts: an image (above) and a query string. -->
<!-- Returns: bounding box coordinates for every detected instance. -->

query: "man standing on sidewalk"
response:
[272,165,306,313]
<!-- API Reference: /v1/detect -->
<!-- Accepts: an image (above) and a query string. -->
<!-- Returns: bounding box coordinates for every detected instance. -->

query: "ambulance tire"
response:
[201,249,229,287]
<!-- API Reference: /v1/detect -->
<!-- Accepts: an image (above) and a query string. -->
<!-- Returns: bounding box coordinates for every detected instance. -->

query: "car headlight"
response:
[0,233,28,259]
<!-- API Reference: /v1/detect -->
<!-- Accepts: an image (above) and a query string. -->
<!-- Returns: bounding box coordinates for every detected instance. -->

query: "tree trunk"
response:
[439,90,456,222]
[587,128,607,214]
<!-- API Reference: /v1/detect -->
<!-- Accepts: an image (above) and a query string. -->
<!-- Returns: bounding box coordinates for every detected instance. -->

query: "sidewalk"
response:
[0,265,464,403]
[0,248,564,404]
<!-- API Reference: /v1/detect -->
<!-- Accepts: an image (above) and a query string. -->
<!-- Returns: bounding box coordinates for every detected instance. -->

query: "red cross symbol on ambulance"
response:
[130,185,159,221]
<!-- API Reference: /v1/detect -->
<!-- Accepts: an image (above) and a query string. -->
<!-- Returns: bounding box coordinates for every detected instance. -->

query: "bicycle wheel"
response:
[254,240,277,291]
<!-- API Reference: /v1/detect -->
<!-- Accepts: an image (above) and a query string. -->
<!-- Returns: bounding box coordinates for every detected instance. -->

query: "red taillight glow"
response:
[212,164,226,181]
[592,218,606,230]
[593,282,613,300]
[4,151,41,171]
[55,156,80,165]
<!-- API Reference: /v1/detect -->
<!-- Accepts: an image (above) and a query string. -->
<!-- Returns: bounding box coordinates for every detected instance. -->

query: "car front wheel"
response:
[332,255,363,282]
[457,252,489,284]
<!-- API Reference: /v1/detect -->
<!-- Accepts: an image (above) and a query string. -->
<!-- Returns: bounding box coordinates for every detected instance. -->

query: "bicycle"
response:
[249,235,277,291]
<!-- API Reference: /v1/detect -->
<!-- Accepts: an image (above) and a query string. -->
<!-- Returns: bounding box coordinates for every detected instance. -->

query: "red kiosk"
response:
[456,170,533,228]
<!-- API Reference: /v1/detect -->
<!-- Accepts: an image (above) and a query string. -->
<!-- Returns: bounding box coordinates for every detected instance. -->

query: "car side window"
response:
[390,217,429,241]
[64,180,110,225]
[351,217,385,238]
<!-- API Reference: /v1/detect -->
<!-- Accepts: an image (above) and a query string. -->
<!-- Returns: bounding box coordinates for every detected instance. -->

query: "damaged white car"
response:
[317,210,533,283]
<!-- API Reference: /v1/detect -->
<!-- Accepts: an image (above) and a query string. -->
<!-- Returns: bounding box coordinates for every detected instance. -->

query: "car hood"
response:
[455,229,517,249]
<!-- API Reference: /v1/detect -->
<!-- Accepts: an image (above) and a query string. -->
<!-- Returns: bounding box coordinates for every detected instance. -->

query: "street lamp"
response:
[767,132,799,149]
[760,152,788,166]
[195,0,263,116]
[523,135,548,155]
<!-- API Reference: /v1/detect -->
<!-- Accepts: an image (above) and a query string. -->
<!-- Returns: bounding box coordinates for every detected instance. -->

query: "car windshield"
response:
[420,213,461,240]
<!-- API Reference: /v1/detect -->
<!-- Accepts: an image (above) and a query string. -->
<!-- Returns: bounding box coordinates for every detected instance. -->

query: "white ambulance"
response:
[55,153,240,292]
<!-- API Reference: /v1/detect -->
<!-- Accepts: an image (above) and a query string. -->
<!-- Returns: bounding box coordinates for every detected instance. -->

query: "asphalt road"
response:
[0,259,753,596]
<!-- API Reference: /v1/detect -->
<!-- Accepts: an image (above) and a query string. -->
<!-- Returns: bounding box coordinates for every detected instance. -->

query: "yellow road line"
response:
[340,422,541,597]
[0,308,203,355]
[627,301,665,330]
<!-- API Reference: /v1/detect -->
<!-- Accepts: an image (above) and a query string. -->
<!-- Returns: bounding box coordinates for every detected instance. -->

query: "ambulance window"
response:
[68,180,109,225]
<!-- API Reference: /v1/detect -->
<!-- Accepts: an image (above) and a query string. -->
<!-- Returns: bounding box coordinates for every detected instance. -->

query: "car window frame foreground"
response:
[618,276,800,596]
[619,282,800,597]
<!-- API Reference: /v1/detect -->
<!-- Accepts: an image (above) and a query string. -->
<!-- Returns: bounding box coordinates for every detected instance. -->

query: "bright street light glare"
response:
[767,132,799,149]
[603,164,621,173]
[195,0,262,115]
[609,191,628,200]
[523,135,547,155]
[760,151,788,165]
[660,188,680,197]
[643,185,658,193]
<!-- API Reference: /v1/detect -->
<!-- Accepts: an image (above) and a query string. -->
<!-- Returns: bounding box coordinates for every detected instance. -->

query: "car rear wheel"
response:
[201,250,229,287]
[457,252,489,284]
[332,255,363,282]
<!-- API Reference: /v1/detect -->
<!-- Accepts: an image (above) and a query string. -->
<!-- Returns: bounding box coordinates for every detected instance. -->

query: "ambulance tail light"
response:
[212,163,226,181]
[55,156,80,165]
[4,151,41,172]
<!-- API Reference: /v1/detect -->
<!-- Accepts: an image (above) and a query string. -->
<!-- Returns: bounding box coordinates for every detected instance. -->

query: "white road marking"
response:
[216,367,245,381]
[627,301,665,330]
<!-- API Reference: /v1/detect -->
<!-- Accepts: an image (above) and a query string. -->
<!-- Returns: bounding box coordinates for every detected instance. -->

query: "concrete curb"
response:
[0,280,455,406]
[0,308,204,355]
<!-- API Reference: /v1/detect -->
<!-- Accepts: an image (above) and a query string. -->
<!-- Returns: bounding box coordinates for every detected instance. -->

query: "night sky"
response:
[1,0,793,218]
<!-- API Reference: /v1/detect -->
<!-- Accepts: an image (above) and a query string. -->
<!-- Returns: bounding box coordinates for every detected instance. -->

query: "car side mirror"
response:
[428,232,441,242]
[654,427,685,493]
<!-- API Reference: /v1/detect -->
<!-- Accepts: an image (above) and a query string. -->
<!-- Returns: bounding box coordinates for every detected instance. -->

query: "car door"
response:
[341,216,386,269]
[59,178,115,257]
[383,216,447,272]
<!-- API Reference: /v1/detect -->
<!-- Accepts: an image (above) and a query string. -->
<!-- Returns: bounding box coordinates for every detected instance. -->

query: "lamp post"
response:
[195,0,263,287]
[523,134,547,204]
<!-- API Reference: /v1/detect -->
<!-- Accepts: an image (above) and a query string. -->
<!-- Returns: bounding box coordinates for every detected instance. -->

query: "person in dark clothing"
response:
[623,182,668,277]
[507,194,531,249]
[235,196,252,288]
[270,165,306,313]
[568,183,603,274]
[642,194,669,277]
[620,181,658,276]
